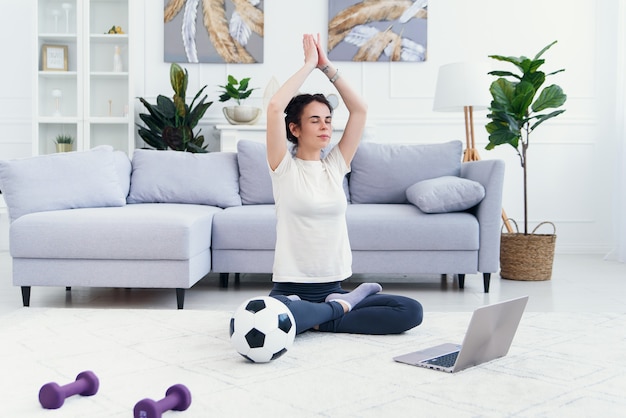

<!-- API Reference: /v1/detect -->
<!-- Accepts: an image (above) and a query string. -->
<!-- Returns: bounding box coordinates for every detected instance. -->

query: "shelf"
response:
[89,116,130,124]
[90,34,128,42]
[38,117,80,124]
[90,72,128,77]
[39,33,77,41]
[39,71,78,78]
[35,0,134,155]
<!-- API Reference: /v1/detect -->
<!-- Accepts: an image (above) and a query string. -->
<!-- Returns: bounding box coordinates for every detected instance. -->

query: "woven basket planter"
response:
[500,220,556,281]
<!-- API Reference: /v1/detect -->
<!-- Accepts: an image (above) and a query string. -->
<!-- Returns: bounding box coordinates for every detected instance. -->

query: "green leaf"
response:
[488,70,521,80]
[239,77,250,91]
[170,63,187,99]
[532,85,567,112]
[156,95,176,119]
[521,71,546,92]
[529,109,566,131]
[534,40,558,60]
[188,99,212,128]
[511,81,535,116]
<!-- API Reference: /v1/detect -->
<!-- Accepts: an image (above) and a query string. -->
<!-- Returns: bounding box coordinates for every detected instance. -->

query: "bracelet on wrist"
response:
[329,68,340,83]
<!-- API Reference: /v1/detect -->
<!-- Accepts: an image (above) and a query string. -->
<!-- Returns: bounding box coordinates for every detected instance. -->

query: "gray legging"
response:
[269,282,423,335]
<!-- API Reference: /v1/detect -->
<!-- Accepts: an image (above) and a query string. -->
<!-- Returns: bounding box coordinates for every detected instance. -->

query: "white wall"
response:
[0,0,623,255]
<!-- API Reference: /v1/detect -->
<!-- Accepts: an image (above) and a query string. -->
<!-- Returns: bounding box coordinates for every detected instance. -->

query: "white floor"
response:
[1,250,625,316]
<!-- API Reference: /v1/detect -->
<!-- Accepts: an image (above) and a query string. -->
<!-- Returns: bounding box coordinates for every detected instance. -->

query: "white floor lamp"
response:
[433,61,513,232]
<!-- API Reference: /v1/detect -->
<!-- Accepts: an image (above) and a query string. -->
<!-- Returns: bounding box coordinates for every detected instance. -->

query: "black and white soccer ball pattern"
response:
[229,296,296,363]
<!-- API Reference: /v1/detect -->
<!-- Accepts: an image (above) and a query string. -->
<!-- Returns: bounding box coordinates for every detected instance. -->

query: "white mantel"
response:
[214,124,270,152]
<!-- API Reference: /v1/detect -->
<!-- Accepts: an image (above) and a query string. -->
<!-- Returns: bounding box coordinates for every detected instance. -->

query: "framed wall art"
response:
[42,44,68,71]
[328,0,428,62]
[164,0,264,64]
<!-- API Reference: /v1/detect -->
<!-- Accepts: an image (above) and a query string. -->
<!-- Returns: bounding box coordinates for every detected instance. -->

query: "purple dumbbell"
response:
[133,384,192,418]
[38,370,100,409]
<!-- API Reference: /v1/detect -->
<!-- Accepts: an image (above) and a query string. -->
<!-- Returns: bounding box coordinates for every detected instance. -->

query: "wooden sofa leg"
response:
[458,274,465,289]
[176,288,185,309]
[483,273,491,293]
[219,273,229,288]
[21,286,31,307]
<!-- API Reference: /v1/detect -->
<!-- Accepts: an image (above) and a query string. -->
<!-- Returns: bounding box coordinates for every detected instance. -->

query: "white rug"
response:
[1,308,624,417]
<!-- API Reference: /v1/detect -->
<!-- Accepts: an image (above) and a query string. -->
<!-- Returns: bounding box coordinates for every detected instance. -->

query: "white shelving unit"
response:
[34,0,134,155]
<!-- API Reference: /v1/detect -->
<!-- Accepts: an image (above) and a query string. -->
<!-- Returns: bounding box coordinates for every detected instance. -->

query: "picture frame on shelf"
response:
[42,44,68,71]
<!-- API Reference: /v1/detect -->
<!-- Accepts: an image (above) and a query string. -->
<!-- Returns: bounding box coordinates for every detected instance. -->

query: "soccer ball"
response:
[229,296,296,363]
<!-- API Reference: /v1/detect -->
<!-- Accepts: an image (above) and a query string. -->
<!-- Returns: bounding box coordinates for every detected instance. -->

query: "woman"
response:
[265,33,423,335]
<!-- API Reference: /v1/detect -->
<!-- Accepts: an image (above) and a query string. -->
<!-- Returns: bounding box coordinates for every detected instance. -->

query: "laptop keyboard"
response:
[425,351,459,368]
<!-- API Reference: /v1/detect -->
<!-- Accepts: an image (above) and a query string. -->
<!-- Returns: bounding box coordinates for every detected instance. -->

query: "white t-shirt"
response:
[269,146,352,283]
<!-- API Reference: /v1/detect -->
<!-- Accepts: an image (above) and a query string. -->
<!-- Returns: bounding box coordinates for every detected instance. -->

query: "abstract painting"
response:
[328,0,427,62]
[164,0,264,63]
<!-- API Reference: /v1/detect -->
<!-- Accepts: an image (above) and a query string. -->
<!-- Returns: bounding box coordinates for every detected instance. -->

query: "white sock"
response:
[325,283,382,312]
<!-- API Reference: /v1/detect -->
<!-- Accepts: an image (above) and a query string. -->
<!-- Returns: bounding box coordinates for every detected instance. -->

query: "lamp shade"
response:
[433,61,492,112]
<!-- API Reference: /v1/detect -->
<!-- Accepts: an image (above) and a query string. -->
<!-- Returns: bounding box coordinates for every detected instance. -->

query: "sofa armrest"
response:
[461,159,505,273]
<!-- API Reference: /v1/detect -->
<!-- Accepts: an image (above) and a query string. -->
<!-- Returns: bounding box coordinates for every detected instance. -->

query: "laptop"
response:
[393,296,529,373]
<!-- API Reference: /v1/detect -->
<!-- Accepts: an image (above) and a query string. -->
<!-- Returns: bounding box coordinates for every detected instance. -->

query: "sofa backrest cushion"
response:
[127,149,242,208]
[349,141,463,204]
[237,140,274,204]
[236,140,351,205]
[0,147,129,222]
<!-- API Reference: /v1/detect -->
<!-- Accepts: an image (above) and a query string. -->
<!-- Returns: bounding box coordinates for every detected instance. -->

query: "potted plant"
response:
[137,63,213,153]
[54,134,74,152]
[485,40,567,281]
[218,75,261,125]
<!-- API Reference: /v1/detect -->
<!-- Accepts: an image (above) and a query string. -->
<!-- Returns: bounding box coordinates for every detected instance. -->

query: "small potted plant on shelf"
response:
[485,40,567,281]
[218,75,261,125]
[54,134,74,153]
[137,63,213,153]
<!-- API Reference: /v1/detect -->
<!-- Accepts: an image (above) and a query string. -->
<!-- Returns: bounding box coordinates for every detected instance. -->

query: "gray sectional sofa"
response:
[0,140,504,309]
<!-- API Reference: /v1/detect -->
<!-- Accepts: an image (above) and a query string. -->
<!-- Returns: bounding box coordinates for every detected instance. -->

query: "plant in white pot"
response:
[485,40,567,281]
[218,75,261,125]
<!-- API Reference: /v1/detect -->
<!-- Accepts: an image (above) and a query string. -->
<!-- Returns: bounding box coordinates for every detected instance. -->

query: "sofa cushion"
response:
[212,205,277,249]
[236,140,350,204]
[406,176,485,213]
[237,140,274,204]
[349,141,463,204]
[10,203,220,260]
[127,149,242,208]
[0,148,128,222]
[347,204,479,250]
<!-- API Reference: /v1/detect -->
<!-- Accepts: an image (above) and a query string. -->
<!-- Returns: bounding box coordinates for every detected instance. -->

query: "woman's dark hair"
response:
[284,94,333,146]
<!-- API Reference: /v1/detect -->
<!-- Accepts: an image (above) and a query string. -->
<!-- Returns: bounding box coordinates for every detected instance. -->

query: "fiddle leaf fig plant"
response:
[137,63,213,153]
[485,40,567,234]
[218,75,257,106]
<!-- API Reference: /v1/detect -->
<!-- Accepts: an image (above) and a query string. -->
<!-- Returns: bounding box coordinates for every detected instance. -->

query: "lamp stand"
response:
[463,105,514,233]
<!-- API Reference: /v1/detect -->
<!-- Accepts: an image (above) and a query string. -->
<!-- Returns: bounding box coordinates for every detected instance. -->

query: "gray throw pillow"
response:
[406,176,486,213]
[0,149,127,222]
[349,141,463,204]
[127,149,242,208]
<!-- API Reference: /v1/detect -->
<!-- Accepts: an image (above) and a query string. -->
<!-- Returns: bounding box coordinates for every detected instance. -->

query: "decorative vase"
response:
[223,106,262,125]
[113,45,123,72]
[500,220,556,281]
[55,143,72,153]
